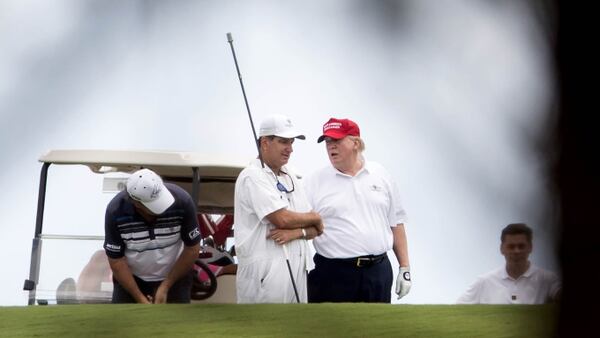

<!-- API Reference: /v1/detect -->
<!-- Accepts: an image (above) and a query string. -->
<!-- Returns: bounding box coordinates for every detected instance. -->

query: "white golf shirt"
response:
[457,264,561,304]
[234,159,312,303]
[306,160,407,258]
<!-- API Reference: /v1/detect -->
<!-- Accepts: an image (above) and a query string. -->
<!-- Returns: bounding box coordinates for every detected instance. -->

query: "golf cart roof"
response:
[39,149,249,214]
[39,149,247,178]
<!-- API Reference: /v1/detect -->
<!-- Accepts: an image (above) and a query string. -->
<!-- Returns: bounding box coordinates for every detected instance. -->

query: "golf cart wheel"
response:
[191,259,217,300]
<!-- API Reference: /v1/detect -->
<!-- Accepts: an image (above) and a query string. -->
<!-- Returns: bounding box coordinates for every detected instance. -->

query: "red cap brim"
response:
[317,130,349,143]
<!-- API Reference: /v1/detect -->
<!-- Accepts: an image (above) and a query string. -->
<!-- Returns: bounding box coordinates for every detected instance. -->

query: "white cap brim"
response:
[141,188,175,214]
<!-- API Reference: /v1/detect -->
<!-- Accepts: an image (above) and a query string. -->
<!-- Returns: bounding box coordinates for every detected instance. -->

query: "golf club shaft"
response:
[282,244,301,303]
[226,32,264,168]
[226,32,301,303]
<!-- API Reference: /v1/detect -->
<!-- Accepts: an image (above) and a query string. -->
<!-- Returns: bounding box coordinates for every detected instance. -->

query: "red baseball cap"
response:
[317,118,360,143]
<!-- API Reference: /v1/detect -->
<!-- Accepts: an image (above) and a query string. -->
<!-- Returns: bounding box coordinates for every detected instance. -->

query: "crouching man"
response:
[104,168,201,303]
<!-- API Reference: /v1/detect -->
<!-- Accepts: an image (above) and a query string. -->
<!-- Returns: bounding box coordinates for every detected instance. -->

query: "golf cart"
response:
[23,149,248,305]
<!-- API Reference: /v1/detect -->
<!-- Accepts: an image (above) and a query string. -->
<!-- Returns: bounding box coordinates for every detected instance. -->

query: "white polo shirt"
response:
[456,264,561,304]
[234,159,312,303]
[306,160,407,259]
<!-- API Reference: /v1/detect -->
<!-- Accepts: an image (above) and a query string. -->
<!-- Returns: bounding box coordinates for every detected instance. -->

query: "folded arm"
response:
[266,208,323,235]
[268,226,320,245]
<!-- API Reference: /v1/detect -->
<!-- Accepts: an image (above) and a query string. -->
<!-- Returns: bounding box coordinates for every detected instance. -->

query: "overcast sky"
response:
[0,0,558,306]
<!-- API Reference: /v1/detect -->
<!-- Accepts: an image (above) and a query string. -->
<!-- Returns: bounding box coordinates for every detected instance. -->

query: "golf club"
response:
[226,32,263,168]
[226,32,301,303]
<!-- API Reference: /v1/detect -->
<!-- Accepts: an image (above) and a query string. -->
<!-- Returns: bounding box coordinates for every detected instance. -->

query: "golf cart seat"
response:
[197,214,234,249]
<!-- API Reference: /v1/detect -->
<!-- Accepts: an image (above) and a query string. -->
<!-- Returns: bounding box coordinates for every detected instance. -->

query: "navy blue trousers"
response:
[308,253,393,303]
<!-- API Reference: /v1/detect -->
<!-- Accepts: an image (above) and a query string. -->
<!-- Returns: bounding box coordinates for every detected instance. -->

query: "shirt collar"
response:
[500,267,510,280]
[361,159,371,173]
[331,157,369,177]
[251,158,288,177]
[522,264,534,278]
[502,263,534,280]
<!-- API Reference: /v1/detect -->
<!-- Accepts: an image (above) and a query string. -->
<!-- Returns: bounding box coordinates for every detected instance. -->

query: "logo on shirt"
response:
[189,228,200,240]
[370,184,383,192]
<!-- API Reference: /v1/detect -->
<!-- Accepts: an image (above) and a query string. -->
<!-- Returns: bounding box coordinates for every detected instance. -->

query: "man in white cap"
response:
[306,117,411,303]
[234,114,324,303]
[104,168,201,303]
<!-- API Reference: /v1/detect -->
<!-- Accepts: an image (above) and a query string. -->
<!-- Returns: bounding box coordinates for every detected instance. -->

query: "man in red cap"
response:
[306,117,412,303]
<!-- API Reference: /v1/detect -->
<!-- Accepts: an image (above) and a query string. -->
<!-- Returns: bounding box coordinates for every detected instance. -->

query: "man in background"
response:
[457,223,561,304]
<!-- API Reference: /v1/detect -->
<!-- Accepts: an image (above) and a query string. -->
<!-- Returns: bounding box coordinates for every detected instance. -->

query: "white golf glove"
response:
[395,267,411,299]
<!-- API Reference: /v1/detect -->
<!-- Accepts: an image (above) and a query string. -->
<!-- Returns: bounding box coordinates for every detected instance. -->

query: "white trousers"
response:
[236,255,307,303]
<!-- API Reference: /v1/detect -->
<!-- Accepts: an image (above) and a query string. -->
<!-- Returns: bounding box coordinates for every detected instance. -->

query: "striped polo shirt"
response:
[104,183,200,281]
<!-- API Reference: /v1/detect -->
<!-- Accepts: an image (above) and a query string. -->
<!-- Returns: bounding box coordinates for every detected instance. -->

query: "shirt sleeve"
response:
[103,201,125,259]
[179,189,202,246]
[241,171,287,222]
[547,270,562,301]
[381,165,407,227]
[456,278,482,304]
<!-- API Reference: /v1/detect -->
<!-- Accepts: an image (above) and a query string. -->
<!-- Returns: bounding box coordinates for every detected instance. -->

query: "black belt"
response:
[323,253,387,268]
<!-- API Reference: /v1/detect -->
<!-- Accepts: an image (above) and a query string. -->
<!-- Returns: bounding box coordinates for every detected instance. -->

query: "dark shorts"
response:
[308,253,393,303]
[112,271,193,304]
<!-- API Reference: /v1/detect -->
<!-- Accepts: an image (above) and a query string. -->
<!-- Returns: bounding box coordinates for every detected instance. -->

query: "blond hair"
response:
[347,135,365,152]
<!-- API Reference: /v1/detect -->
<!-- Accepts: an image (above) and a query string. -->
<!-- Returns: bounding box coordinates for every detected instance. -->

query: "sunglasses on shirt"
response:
[275,170,295,193]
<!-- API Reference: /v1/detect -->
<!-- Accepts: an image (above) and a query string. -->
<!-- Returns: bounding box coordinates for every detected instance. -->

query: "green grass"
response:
[0,304,557,338]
